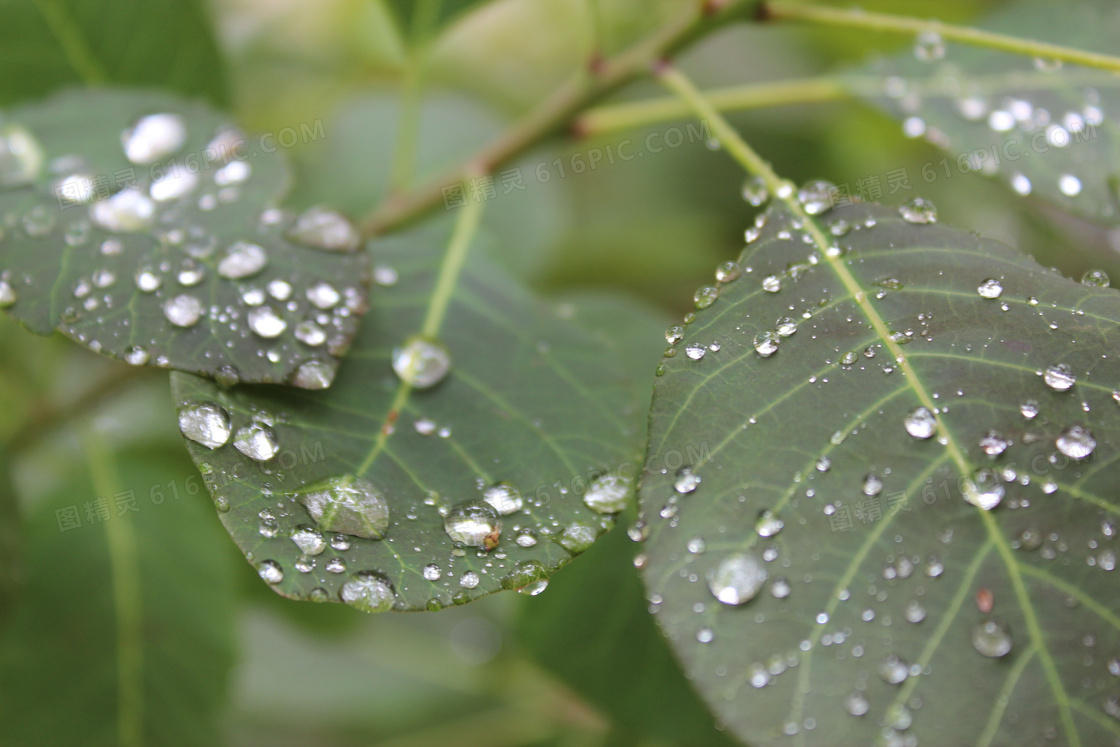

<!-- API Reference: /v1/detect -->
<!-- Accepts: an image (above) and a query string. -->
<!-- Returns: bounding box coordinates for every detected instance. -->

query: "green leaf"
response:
[641,200,1120,746]
[0,444,238,746]
[0,88,370,386]
[0,0,227,106]
[170,216,648,611]
[518,522,740,746]
[860,0,1120,225]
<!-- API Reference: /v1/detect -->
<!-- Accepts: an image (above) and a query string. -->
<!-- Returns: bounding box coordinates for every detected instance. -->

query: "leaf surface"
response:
[171,218,651,611]
[642,200,1120,746]
[861,0,1120,225]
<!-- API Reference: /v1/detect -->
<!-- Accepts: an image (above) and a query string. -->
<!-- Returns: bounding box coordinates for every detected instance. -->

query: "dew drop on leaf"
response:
[674,467,701,494]
[903,406,937,439]
[1056,424,1096,459]
[1043,363,1076,391]
[247,306,287,338]
[483,482,523,515]
[972,618,1013,658]
[392,335,451,388]
[898,197,937,224]
[583,474,631,514]
[797,179,835,215]
[294,475,389,539]
[708,553,767,606]
[163,294,203,327]
[233,422,279,461]
[178,401,231,449]
[962,468,1004,510]
[694,285,720,309]
[122,113,187,164]
[287,206,361,252]
[976,278,1003,299]
[741,175,769,206]
[444,500,500,547]
[217,241,268,279]
[1082,269,1111,288]
[914,29,946,61]
[557,523,597,554]
[257,560,283,585]
[340,571,395,613]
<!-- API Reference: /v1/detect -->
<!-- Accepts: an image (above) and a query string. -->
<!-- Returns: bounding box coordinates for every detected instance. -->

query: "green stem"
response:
[83,429,143,747]
[389,0,444,192]
[421,192,485,338]
[577,75,861,137]
[359,0,758,236]
[764,1,1120,73]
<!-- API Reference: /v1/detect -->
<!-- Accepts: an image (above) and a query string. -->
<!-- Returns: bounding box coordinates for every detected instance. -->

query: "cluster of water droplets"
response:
[0,107,370,385]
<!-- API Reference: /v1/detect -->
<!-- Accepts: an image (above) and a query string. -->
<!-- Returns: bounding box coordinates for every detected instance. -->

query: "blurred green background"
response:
[2,0,1117,745]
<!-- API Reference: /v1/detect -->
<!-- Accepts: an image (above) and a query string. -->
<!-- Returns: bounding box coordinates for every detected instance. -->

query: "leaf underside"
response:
[641,201,1120,746]
[0,88,369,385]
[863,0,1120,226]
[172,219,649,611]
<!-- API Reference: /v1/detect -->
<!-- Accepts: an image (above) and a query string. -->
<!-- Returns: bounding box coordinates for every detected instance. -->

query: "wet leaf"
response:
[0,88,369,386]
[0,0,227,106]
[642,200,1120,746]
[0,445,238,745]
[861,0,1120,225]
[170,218,655,611]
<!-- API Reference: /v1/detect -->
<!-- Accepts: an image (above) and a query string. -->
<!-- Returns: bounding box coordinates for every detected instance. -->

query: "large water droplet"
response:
[1056,424,1096,459]
[288,206,361,252]
[150,169,199,202]
[502,559,549,595]
[306,281,340,309]
[290,525,327,555]
[178,402,231,448]
[708,553,767,606]
[798,180,835,215]
[1043,364,1076,391]
[248,306,287,338]
[393,335,451,389]
[899,197,937,224]
[0,280,18,307]
[90,187,156,232]
[163,294,203,327]
[963,469,1004,510]
[903,406,937,439]
[583,473,632,514]
[122,113,187,164]
[0,123,44,187]
[257,560,283,584]
[694,285,719,309]
[340,571,395,613]
[741,175,769,206]
[295,475,389,539]
[755,509,784,537]
[557,523,597,554]
[1082,269,1111,288]
[844,691,870,717]
[233,422,279,461]
[878,654,910,685]
[753,331,779,357]
[483,482,523,515]
[674,467,700,494]
[979,430,1009,456]
[914,30,945,61]
[977,278,1003,299]
[291,359,335,390]
[217,241,268,279]
[972,618,1012,657]
[445,500,501,547]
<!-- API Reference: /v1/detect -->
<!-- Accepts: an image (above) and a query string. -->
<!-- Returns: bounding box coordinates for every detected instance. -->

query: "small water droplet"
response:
[798,180,835,215]
[583,474,631,514]
[715,261,742,283]
[233,422,279,461]
[178,402,231,448]
[483,482,523,515]
[914,29,945,61]
[163,294,203,327]
[899,197,937,224]
[903,406,937,439]
[977,278,1003,299]
[340,571,395,613]
[393,335,451,388]
[753,330,779,357]
[844,691,870,717]
[122,113,187,164]
[674,467,701,494]
[665,325,685,344]
[762,275,782,293]
[217,241,268,279]
[257,560,283,584]
[247,306,287,338]
[741,175,769,206]
[694,285,720,309]
[979,430,1009,456]
[90,187,156,232]
[1082,269,1111,288]
[878,654,910,685]
[287,206,361,252]
[972,618,1013,657]
[1058,174,1082,196]
[963,469,1004,510]
[709,553,767,606]
[557,523,597,554]
[1056,424,1096,459]
[445,500,501,547]
[756,510,784,537]
[1044,364,1076,391]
